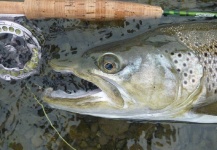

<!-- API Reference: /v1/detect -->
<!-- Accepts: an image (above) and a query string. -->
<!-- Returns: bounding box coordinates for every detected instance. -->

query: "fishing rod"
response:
[0,0,216,20]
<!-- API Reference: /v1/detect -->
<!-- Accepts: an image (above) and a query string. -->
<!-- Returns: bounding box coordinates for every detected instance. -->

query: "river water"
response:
[0,0,217,150]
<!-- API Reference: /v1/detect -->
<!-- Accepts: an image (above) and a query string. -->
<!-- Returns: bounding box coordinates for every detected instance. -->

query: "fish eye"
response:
[104,62,114,70]
[98,53,122,74]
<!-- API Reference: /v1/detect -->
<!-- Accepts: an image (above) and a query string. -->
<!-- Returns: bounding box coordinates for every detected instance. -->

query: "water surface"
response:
[0,0,217,149]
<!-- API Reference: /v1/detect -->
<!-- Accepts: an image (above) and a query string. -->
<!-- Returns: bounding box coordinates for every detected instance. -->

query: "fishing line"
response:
[26,84,77,150]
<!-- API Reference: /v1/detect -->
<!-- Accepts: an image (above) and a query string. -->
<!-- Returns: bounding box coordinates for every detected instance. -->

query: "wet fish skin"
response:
[44,22,217,123]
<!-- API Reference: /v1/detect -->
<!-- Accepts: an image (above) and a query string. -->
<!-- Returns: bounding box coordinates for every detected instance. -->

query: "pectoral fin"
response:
[193,101,217,116]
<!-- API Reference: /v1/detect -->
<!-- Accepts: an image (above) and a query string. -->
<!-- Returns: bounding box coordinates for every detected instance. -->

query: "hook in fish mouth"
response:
[0,20,42,80]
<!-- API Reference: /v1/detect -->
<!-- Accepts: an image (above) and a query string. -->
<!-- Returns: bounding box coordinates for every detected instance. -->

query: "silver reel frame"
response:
[0,20,41,80]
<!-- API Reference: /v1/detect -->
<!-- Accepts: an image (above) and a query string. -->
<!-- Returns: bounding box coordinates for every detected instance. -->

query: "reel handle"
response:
[0,0,163,20]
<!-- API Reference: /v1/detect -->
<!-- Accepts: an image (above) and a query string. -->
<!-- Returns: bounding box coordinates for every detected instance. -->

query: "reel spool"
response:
[0,20,41,80]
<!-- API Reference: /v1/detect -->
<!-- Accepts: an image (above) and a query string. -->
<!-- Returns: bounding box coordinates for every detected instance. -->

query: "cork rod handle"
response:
[0,0,163,20]
[0,1,24,14]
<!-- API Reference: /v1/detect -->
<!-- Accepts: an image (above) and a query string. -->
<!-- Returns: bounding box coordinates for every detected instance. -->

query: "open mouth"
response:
[43,70,133,110]
[46,88,102,99]
[42,71,101,102]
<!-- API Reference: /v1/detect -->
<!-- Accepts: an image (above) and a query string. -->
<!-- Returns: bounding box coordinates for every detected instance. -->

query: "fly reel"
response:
[0,20,41,80]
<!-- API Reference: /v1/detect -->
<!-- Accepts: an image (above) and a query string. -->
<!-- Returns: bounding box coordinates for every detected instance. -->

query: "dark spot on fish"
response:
[189,70,193,74]
[184,81,187,84]
[188,52,191,56]
[209,68,213,73]
[195,43,199,47]
[204,66,207,70]
[180,37,183,41]
[186,58,189,61]
[210,45,213,49]
[207,77,209,83]
[184,73,187,77]
[204,53,208,57]
[136,24,140,30]
[125,21,130,26]
[178,53,182,57]
[98,30,106,34]
[165,50,168,53]
[71,47,77,51]
[170,52,174,55]
[127,29,136,33]
[183,63,186,67]
[177,69,181,72]
[71,51,77,54]
[215,89,217,94]
[105,32,112,39]
[192,79,195,83]
[139,20,142,25]
[174,60,178,63]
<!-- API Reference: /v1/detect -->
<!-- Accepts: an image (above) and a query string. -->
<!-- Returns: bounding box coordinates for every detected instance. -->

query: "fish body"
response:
[44,22,217,123]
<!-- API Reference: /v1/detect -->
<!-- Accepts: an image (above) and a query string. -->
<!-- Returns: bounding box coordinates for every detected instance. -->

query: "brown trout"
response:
[43,22,217,123]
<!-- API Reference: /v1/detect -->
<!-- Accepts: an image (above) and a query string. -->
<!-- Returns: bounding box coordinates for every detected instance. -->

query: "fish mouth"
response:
[42,72,130,115]
[42,71,142,119]
[44,87,102,99]
[42,74,115,112]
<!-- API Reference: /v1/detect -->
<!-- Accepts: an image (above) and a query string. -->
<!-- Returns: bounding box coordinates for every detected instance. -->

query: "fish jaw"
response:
[43,88,119,113]
[43,59,126,111]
